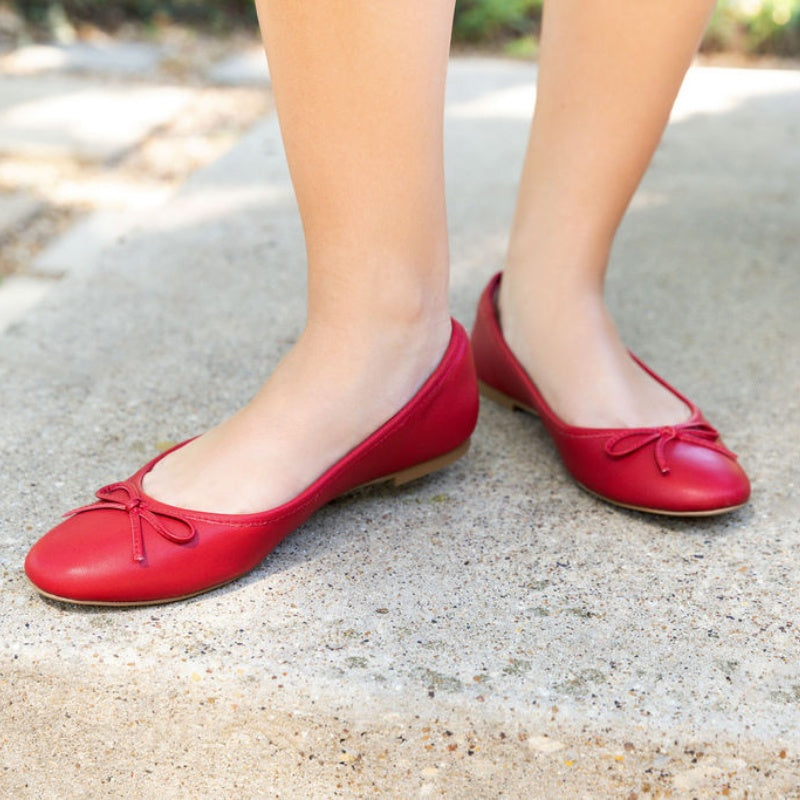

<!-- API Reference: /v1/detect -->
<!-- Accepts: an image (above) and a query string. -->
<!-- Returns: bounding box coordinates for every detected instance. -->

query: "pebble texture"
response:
[1,59,799,797]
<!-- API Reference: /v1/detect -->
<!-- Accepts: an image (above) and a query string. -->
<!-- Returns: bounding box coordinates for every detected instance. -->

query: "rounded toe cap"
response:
[25,511,137,604]
[619,446,750,515]
[664,448,750,514]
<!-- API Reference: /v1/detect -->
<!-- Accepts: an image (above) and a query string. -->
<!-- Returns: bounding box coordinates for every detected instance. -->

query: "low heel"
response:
[479,380,537,415]
[387,439,471,487]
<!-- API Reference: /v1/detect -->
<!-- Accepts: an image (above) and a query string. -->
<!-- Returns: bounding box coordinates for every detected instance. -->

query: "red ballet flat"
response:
[25,320,479,606]
[471,273,750,516]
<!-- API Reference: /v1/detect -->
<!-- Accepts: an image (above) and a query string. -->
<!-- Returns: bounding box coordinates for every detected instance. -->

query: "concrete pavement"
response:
[0,35,270,332]
[1,58,800,798]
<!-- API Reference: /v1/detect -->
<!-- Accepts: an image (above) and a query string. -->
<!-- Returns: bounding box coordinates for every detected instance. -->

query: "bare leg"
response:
[499,0,716,428]
[144,0,455,513]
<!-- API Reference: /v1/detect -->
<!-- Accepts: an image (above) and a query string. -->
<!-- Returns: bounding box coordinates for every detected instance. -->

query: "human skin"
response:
[499,0,717,427]
[143,0,456,513]
[143,0,717,514]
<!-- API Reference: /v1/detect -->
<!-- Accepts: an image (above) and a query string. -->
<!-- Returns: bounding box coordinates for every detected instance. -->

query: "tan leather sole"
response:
[576,483,747,517]
[31,583,230,608]
[479,380,537,416]
[360,438,471,488]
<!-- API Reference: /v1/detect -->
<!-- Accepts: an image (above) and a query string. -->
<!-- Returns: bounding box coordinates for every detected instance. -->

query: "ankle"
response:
[505,216,614,290]
[303,301,452,363]
[498,268,607,350]
[307,253,451,334]
[265,311,452,425]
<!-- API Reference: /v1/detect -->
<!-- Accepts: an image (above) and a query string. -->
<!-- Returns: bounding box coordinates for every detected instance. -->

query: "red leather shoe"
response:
[25,320,479,606]
[471,273,750,515]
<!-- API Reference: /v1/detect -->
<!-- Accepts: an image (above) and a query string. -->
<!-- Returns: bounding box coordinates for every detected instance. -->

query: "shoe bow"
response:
[64,482,196,562]
[603,422,737,475]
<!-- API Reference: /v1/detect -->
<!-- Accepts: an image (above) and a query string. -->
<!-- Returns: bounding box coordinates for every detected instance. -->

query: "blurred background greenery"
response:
[11,0,800,57]
[13,1,257,32]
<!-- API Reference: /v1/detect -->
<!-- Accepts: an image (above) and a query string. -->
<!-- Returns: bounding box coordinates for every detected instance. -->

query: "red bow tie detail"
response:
[64,482,196,562]
[604,422,737,475]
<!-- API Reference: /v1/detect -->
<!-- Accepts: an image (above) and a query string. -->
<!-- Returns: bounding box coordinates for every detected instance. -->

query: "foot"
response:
[497,277,689,429]
[143,317,452,514]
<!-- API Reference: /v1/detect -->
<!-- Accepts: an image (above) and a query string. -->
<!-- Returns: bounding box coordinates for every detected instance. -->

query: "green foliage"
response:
[451,0,800,57]
[706,0,800,55]
[15,0,257,31]
[503,34,538,59]
[452,0,543,43]
[13,0,800,56]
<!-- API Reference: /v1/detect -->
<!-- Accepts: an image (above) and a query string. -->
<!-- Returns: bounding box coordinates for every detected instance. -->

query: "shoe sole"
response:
[479,381,746,518]
[575,483,747,517]
[29,438,471,608]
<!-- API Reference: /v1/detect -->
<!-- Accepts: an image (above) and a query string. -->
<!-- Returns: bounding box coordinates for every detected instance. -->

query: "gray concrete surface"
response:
[1,58,799,798]
[207,46,270,86]
[0,273,54,331]
[0,74,195,161]
[0,191,41,238]
[32,209,148,277]
[0,41,164,77]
